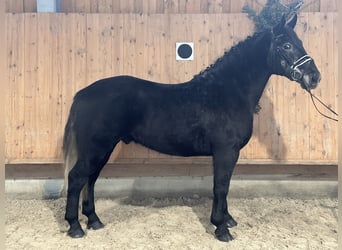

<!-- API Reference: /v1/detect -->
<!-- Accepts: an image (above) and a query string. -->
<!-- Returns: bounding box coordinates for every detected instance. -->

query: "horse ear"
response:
[279,15,287,27]
[273,15,286,35]
[286,13,297,29]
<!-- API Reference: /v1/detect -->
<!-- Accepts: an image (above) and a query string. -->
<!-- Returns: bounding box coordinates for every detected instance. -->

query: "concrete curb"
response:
[5,176,338,199]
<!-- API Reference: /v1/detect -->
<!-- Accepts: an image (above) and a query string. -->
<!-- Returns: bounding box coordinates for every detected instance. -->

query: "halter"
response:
[275,47,338,121]
[290,54,313,81]
[289,54,338,121]
[274,37,314,81]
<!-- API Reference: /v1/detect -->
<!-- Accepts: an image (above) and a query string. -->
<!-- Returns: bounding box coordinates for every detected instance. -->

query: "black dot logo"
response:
[178,44,192,59]
[176,42,194,61]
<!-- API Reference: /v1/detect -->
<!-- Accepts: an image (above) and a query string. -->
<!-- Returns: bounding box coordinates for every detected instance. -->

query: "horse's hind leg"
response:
[81,143,117,231]
[81,170,105,230]
[65,142,117,238]
[65,160,89,238]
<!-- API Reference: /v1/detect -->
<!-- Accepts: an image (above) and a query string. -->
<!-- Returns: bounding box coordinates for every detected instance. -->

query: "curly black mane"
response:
[192,30,271,82]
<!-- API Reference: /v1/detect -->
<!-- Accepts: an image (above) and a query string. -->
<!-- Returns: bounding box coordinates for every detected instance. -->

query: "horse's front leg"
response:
[222,181,238,229]
[210,147,239,242]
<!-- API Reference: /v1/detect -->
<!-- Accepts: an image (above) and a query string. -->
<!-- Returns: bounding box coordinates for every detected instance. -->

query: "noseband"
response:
[290,54,313,81]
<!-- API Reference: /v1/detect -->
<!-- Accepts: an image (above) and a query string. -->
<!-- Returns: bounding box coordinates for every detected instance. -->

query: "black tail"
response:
[62,107,78,197]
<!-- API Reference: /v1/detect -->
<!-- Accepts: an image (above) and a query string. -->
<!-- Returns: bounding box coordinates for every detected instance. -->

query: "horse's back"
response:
[74,75,157,99]
[69,76,181,136]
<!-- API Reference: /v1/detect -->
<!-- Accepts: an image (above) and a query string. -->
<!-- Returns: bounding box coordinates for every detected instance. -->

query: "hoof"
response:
[215,227,234,242]
[226,217,238,228]
[87,220,105,230]
[67,227,85,238]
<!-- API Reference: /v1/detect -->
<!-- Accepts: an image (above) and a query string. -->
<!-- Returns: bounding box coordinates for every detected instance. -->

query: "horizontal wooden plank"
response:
[5,157,338,166]
[5,163,337,179]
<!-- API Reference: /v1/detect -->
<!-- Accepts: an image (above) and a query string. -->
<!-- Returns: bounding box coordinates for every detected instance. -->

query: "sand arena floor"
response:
[5,196,337,249]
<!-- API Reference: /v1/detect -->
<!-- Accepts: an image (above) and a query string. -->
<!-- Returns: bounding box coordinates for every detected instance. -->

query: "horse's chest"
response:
[211,113,254,148]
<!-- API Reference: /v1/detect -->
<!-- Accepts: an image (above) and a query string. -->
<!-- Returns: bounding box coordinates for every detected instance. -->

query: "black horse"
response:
[63,14,320,242]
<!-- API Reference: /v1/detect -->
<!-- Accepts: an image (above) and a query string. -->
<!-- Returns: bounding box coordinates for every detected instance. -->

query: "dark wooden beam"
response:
[5,163,337,180]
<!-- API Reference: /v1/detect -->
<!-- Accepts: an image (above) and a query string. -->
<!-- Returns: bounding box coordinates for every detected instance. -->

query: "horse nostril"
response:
[309,73,320,89]
[311,72,321,85]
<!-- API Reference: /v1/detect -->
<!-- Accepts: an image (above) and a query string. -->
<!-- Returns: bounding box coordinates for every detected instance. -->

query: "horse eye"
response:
[283,43,292,50]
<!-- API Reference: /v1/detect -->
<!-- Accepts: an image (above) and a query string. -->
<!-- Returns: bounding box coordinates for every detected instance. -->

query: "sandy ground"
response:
[6,196,337,250]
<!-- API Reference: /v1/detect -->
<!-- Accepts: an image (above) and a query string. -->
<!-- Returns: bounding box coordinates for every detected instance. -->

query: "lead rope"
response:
[306,89,338,122]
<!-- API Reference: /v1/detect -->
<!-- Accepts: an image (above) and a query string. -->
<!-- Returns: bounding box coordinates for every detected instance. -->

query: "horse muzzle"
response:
[290,55,320,90]
[300,71,320,90]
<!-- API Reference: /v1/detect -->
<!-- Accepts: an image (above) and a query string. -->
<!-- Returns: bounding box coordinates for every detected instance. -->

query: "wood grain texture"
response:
[5,0,338,13]
[5,13,338,169]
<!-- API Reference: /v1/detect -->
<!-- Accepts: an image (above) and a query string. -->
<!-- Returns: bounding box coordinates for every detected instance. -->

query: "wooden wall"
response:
[5,12,338,167]
[5,0,338,13]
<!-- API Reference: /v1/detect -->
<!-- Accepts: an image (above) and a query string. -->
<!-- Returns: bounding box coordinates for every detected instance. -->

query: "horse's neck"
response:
[191,31,273,111]
[240,64,272,109]
[221,32,273,109]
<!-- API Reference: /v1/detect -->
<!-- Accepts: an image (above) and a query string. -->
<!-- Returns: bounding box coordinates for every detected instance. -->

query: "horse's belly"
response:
[131,127,212,157]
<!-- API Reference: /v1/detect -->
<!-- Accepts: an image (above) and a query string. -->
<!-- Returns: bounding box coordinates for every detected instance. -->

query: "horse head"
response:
[268,14,321,90]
